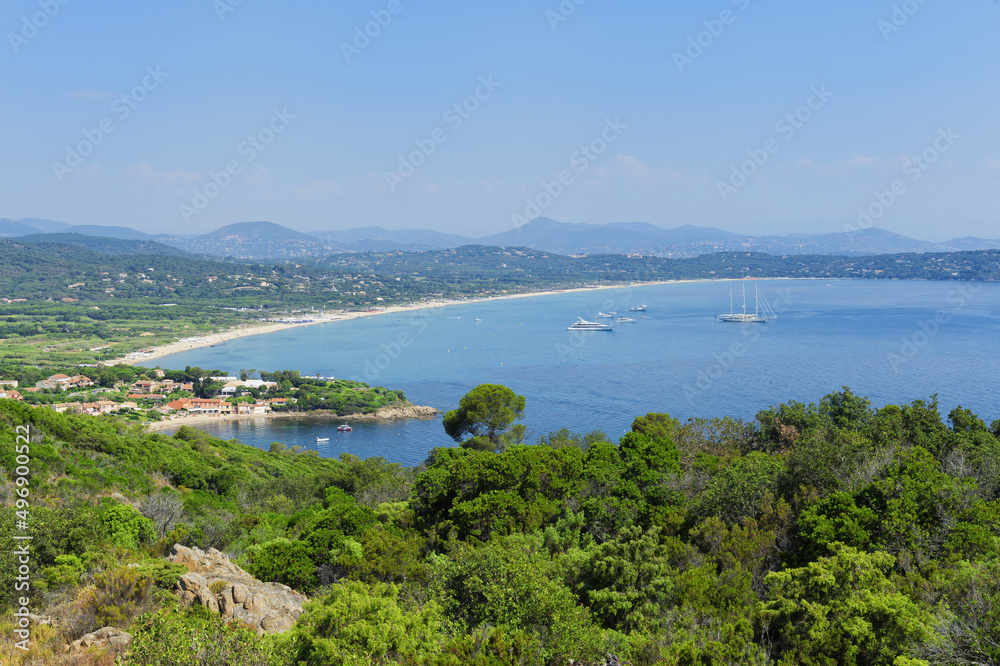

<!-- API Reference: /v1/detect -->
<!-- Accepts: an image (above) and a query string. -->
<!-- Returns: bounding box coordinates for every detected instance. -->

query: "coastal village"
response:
[0,371,288,421]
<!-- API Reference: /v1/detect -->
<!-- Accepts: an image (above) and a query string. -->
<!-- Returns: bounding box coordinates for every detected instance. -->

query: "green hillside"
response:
[3,386,1000,664]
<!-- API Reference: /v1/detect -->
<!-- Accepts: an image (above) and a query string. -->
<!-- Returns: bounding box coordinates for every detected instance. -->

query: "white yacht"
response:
[595,312,614,318]
[568,317,614,331]
[628,305,647,312]
[616,317,636,323]
[717,281,776,323]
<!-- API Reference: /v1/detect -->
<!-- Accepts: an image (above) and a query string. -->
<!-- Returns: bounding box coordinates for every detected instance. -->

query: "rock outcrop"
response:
[64,626,132,654]
[346,402,440,421]
[168,544,307,635]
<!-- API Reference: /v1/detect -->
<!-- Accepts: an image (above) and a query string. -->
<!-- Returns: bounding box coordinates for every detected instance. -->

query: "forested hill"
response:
[16,234,200,258]
[3,387,1000,664]
[319,245,1000,284]
[4,238,997,305]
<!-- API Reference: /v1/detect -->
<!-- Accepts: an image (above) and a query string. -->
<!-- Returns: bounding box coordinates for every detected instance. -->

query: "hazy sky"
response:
[2,1,998,240]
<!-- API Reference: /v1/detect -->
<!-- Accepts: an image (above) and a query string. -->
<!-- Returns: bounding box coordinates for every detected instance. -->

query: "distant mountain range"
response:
[15,233,197,257]
[157,221,330,260]
[3,216,999,261]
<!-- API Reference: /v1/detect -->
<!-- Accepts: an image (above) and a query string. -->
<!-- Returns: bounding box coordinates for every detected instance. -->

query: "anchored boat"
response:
[568,317,614,331]
[717,281,776,323]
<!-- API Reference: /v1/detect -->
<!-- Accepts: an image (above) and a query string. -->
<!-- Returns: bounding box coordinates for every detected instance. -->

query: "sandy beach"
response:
[106,279,702,367]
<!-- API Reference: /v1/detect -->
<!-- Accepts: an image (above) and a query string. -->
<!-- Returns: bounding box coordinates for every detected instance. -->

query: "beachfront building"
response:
[163,398,272,416]
[220,379,278,395]
[189,399,225,415]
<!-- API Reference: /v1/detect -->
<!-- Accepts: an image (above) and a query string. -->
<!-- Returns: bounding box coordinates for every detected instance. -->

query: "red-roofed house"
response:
[189,399,224,414]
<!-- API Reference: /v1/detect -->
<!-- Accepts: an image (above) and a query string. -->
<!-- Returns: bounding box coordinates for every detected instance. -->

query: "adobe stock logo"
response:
[847,127,959,240]
[7,0,72,54]
[384,75,501,192]
[213,0,245,21]
[673,0,752,73]
[877,0,932,41]
[511,117,628,228]
[716,85,833,202]
[546,0,588,31]
[179,107,295,223]
[340,0,411,63]
[51,66,169,182]
[888,283,981,373]
[363,311,436,381]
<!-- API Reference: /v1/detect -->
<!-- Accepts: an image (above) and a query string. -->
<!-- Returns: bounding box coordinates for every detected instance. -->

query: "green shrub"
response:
[101,503,156,550]
[38,553,85,591]
[241,538,317,593]
[131,560,188,590]
[288,580,447,666]
[80,566,156,630]
[122,607,282,666]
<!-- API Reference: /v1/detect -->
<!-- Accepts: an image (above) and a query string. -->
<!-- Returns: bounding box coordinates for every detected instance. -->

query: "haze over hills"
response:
[3,216,1000,261]
[479,219,743,255]
[0,218,42,237]
[308,227,473,252]
[156,221,335,260]
[15,218,71,233]
[62,225,154,241]
[15,233,199,257]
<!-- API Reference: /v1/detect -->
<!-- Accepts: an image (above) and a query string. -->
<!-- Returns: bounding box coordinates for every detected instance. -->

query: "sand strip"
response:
[106,279,704,366]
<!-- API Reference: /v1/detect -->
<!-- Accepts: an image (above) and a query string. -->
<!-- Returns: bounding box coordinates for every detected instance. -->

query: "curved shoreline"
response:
[106,279,718,366]
[146,402,441,432]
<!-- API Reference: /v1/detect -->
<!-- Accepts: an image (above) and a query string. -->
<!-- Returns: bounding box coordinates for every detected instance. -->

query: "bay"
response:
[146,279,1000,466]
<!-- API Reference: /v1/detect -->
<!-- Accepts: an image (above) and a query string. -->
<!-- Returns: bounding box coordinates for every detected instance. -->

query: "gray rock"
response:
[65,626,132,654]
[168,544,307,635]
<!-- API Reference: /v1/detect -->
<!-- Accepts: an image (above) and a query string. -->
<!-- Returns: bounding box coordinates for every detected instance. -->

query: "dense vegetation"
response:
[319,244,1000,287]
[3,384,1000,664]
[3,237,997,367]
[4,239,998,309]
[0,299,254,367]
[256,370,407,414]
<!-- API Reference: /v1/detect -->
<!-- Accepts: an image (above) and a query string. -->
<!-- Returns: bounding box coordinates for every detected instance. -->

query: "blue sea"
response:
[146,279,1000,466]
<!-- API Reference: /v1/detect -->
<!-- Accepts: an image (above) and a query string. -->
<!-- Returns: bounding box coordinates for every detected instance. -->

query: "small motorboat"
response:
[616,317,636,323]
[316,437,329,442]
[336,424,353,432]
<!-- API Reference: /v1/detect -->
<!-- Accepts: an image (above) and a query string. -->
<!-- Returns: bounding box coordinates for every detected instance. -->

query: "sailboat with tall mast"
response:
[716,281,777,323]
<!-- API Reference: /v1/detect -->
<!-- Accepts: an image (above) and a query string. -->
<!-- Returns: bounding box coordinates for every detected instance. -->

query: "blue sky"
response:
[1,0,997,239]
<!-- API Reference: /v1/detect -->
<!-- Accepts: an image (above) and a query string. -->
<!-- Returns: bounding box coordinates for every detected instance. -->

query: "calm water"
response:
[147,280,1000,466]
